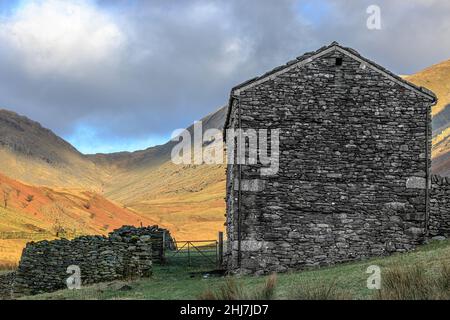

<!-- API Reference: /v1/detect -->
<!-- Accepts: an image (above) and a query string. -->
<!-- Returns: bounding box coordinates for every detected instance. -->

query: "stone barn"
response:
[224,42,440,274]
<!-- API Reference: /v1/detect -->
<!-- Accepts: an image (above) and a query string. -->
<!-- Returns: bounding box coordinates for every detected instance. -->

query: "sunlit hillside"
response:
[97,107,228,241]
[404,59,450,117]
[0,110,108,190]
[0,107,228,266]
[105,162,226,241]
[0,172,158,266]
[405,59,450,176]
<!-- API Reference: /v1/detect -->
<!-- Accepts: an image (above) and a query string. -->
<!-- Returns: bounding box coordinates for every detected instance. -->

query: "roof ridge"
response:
[224,42,437,131]
[231,41,436,101]
[231,41,337,93]
[333,43,437,101]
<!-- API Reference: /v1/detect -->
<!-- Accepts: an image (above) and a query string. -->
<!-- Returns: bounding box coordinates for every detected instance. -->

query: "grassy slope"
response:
[0,109,109,190]
[100,109,228,241]
[0,239,28,267]
[0,148,108,191]
[23,240,450,300]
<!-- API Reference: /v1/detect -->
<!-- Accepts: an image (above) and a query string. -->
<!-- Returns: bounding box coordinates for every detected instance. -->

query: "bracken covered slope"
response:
[0,172,158,265]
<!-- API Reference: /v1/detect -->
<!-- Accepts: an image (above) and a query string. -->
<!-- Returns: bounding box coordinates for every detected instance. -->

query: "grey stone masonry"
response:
[430,175,450,237]
[11,235,152,297]
[109,225,175,264]
[0,272,15,300]
[225,42,438,274]
[1,225,174,298]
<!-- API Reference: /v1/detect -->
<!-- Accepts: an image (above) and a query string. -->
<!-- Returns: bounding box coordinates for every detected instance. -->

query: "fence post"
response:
[218,231,224,268]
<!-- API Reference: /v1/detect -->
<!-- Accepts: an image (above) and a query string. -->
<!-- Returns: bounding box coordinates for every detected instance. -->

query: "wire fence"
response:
[0,231,50,240]
[0,231,80,240]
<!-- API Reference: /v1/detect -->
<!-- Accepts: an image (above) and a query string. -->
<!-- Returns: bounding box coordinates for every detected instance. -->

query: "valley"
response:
[0,107,227,266]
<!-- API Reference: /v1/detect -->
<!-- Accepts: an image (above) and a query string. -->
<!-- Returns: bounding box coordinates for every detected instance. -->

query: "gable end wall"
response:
[226,49,434,274]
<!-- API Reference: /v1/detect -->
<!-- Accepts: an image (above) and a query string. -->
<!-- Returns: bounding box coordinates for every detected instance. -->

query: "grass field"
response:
[21,239,450,300]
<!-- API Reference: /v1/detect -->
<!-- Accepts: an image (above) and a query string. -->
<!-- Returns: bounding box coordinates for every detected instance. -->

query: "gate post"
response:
[218,231,224,268]
[188,242,191,266]
[162,231,166,264]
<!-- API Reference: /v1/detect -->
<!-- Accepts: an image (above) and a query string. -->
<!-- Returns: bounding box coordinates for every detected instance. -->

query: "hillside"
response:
[0,106,228,258]
[0,109,108,190]
[0,172,158,265]
[96,107,228,240]
[0,172,157,234]
[404,59,450,117]
[405,59,450,176]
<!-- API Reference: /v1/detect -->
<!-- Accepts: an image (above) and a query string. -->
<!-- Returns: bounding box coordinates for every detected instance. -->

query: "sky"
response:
[0,0,449,154]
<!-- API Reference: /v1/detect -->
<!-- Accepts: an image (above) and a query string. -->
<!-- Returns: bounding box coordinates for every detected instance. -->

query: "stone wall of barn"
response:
[430,175,450,237]
[225,48,434,274]
[225,99,239,268]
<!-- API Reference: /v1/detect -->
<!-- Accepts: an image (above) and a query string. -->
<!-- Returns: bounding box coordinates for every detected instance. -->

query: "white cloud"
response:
[0,0,124,77]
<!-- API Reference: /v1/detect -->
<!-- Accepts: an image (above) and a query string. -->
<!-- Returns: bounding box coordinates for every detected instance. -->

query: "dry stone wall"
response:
[11,235,152,297]
[2,225,174,298]
[430,175,450,237]
[0,272,15,300]
[109,225,175,263]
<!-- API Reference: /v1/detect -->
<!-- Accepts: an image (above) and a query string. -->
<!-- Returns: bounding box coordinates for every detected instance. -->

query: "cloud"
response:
[316,0,450,73]
[0,0,448,153]
[0,0,124,76]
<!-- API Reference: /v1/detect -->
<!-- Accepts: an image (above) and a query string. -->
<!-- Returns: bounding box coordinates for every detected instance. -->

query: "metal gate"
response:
[166,232,224,268]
